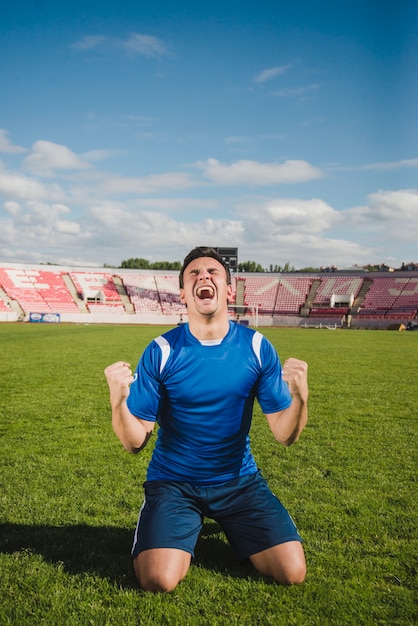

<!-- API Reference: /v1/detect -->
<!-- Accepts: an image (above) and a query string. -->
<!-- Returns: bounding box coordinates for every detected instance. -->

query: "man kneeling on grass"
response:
[104,246,309,592]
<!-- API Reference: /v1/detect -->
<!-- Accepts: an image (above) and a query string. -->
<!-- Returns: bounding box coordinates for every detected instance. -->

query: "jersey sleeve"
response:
[126,340,165,422]
[256,336,292,414]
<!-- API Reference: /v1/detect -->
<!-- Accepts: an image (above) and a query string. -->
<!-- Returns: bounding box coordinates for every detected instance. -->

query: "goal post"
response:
[227,303,259,327]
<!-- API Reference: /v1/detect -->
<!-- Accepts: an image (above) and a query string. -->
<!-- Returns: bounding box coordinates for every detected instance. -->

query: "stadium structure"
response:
[1,261,418,330]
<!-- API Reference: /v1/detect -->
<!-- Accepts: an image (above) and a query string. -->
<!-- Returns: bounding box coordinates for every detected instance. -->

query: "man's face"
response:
[180,257,232,317]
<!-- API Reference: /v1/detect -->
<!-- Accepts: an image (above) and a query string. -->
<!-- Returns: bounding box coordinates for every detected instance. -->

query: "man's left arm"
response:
[265,358,308,447]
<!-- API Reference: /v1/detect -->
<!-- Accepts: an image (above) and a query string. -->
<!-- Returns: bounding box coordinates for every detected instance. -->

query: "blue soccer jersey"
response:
[127,321,292,485]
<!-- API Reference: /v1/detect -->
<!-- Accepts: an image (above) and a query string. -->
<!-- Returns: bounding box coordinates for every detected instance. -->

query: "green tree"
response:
[119,258,182,270]
[269,262,296,272]
[151,261,182,271]
[282,262,296,272]
[120,258,150,269]
[238,261,265,273]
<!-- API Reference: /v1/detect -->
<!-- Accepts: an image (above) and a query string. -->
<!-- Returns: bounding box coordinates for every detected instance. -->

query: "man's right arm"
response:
[104,361,155,454]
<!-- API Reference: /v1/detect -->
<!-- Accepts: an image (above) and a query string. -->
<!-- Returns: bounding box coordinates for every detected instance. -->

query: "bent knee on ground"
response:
[133,548,191,593]
[137,571,181,593]
[250,541,306,586]
[276,558,306,585]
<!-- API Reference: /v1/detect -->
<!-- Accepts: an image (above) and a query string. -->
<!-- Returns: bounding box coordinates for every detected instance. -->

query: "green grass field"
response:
[0,323,416,625]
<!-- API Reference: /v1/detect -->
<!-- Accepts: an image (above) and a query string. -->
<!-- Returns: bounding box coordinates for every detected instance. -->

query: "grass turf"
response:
[0,323,416,625]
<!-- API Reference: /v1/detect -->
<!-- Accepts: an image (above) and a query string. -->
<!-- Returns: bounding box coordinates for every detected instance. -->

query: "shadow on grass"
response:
[0,521,261,589]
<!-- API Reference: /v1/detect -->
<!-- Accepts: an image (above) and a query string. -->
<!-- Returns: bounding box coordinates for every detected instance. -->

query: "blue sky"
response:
[0,0,417,269]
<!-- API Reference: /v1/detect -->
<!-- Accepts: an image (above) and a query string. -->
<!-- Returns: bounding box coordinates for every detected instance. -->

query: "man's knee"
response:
[250,541,306,586]
[133,548,191,593]
[277,557,306,585]
[137,569,180,593]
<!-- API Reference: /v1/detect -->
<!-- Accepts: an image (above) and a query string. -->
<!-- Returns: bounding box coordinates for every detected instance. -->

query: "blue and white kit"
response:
[127,321,292,486]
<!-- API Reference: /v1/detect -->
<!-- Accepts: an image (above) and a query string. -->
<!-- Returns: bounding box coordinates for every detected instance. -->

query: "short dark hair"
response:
[179,246,232,288]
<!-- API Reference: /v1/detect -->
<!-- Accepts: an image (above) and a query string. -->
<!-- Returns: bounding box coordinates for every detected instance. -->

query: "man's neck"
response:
[188,316,230,342]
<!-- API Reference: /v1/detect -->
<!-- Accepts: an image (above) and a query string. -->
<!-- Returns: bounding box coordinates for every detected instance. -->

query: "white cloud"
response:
[129,197,218,212]
[56,220,81,235]
[98,171,199,195]
[253,65,292,84]
[4,201,22,215]
[240,233,370,270]
[0,220,18,246]
[0,169,53,200]
[83,194,368,269]
[360,158,418,171]
[344,189,418,225]
[214,196,384,268]
[198,158,324,185]
[0,130,416,269]
[81,149,119,163]
[340,189,418,254]
[368,189,418,221]
[89,204,245,258]
[301,188,418,264]
[0,129,27,154]
[125,115,155,126]
[331,158,418,173]
[121,33,168,57]
[256,198,338,234]
[27,201,71,221]
[0,184,407,268]
[0,196,86,263]
[23,141,92,177]
[70,32,168,57]
[70,35,108,50]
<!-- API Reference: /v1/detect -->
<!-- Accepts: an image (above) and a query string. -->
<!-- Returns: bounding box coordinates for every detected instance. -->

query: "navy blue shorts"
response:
[131,471,302,560]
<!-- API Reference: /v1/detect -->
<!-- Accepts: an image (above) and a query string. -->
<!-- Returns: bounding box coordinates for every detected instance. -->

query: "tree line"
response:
[103,258,416,273]
[105,258,313,272]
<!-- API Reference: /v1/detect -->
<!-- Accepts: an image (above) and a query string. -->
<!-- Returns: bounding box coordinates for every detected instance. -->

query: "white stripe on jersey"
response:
[252,331,263,368]
[154,335,171,373]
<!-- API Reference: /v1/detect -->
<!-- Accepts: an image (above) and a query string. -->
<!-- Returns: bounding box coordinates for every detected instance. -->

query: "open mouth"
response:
[195,284,215,300]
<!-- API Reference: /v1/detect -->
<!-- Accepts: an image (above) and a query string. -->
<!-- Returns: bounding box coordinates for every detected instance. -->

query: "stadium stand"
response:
[154,274,186,316]
[313,275,363,305]
[241,276,280,314]
[0,263,417,328]
[275,276,313,315]
[0,268,79,313]
[389,277,418,318]
[308,275,363,318]
[69,272,122,303]
[122,273,163,315]
[357,276,418,320]
[37,270,81,312]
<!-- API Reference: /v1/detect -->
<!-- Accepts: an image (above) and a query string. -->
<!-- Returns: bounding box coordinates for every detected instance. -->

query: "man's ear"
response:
[226,284,233,303]
[180,288,186,304]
